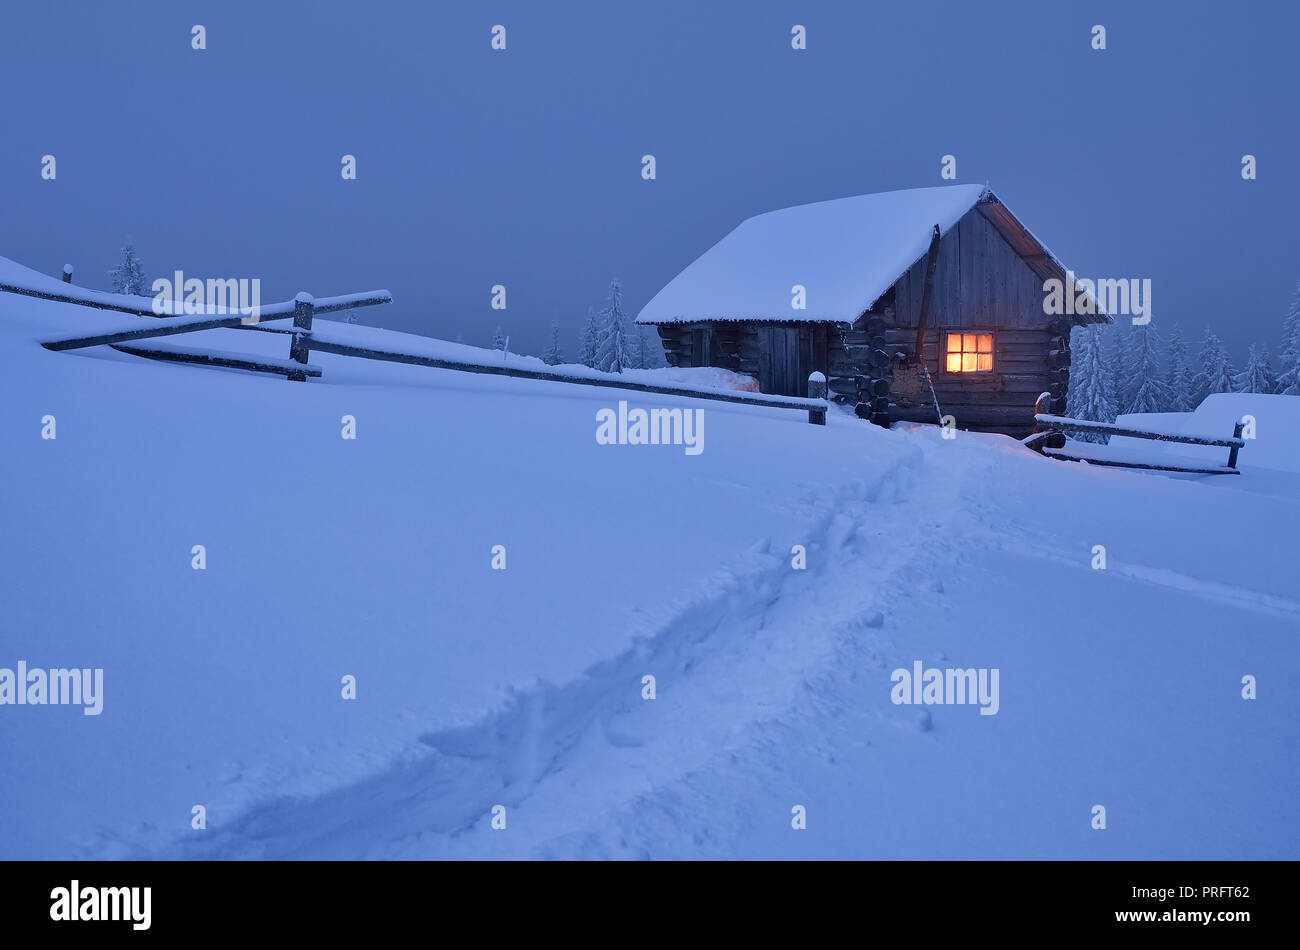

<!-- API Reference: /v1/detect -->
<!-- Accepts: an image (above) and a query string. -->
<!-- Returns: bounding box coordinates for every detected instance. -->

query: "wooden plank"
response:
[913,225,942,356]
[237,323,298,335]
[1042,446,1239,476]
[305,337,827,412]
[1034,414,1245,448]
[885,328,1053,345]
[111,342,323,378]
[891,403,1039,425]
[1227,421,1246,468]
[807,373,827,425]
[941,218,962,326]
[812,325,829,380]
[40,290,392,351]
[287,295,314,382]
[995,341,1058,358]
[1,282,168,318]
[44,311,296,350]
[958,211,980,323]
[1022,430,1066,450]
[998,374,1065,393]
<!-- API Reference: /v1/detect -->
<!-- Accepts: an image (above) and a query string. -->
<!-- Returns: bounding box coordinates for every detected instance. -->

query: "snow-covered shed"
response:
[636,185,1112,435]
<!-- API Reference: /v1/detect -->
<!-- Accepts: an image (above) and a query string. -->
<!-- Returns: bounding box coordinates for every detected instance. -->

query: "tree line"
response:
[1067,280,1300,439]
[517,277,663,372]
[108,243,662,373]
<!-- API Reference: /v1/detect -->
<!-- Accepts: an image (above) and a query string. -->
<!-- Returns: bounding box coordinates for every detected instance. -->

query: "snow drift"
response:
[1,266,1297,860]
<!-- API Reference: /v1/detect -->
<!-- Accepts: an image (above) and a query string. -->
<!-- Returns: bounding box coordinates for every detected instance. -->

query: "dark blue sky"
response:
[3,0,1296,360]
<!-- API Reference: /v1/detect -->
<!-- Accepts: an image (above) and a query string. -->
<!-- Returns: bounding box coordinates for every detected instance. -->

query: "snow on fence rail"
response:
[304,324,830,422]
[1025,393,1246,475]
[17,276,829,422]
[3,267,388,322]
[39,291,393,352]
[110,340,324,378]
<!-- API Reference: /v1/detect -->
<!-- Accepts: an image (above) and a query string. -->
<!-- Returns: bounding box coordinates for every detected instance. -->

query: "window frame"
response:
[941,329,996,376]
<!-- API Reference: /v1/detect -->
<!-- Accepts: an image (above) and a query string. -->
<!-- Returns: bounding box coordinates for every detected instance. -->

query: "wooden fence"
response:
[20,278,829,424]
[1025,393,1246,475]
[301,322,829,422]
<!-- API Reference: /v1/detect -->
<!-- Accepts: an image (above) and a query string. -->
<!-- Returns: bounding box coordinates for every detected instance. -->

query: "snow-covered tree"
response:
[108,243,149,296]
[1162,323,1196,411]
[491,325,507,351]
[578,308,599,368]
[593,278,631,374]
[638,327,662,368]
[1194,329,1235,405]
[1066,325,1114,442]
[1277,280,1300,395]
[1102,324,1127,414]
[454,330,464,344]
[627,325,645,369]
[1233,343,1276,394]
[542,320,564,365]
[1121,323,1169,416]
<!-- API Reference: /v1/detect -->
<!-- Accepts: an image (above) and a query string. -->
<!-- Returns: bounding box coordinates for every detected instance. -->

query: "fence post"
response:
[61,265,73,284]
[1227,421,1245,469]
[1032,391,1052,431]
[288,292,314,382]
[1026,391,1067,451]
[808,372,826,425]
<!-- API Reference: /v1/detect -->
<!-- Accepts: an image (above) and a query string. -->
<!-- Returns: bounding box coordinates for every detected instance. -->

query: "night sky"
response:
[3,0,1295,360]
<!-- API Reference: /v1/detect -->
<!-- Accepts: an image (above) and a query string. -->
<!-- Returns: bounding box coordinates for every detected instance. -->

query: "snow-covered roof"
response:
[636,185,1107,326]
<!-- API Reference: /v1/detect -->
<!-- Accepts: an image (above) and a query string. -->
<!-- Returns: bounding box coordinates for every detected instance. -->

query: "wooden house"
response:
[636,185,1112,437]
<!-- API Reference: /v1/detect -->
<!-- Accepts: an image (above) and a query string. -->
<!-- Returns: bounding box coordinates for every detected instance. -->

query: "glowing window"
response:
[945,332,993,373]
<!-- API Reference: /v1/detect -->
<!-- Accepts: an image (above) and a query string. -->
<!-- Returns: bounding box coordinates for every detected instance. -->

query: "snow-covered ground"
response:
[1115,394,1300,474]
[1,270,1297,859]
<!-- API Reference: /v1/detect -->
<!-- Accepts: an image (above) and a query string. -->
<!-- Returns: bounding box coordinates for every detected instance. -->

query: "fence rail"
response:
[14,274,829,423]
[1032,413,1245,450]
[303,333,827,415]
[40,291,392,351]
[1027,393,1246,475]
[111,340,323,378]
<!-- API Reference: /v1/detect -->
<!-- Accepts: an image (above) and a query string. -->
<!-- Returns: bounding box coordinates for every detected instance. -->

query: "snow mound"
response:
[1115,393,1300,473]
[648,366,759,392]
[3,270,1298,861]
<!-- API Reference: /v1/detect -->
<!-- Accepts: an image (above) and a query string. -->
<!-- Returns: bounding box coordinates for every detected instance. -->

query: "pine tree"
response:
[108,243,149,296]
[1101,324,1126,416]
[1162,324,1196,411]
[1233,344,1276,394]
[1277,280,1300,395]
[638,327,662,368]
[627,326,645,369]
[1194,329,1235,405]
[578,308,599,368]
[594,278,631,374]
[1121,323,1169,416]
[542,320,564,365]
[492,325,507,351]
[1065,325,1114,442]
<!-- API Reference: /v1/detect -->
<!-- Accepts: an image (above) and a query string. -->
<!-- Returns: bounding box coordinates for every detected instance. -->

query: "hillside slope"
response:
[1,284,1297,859]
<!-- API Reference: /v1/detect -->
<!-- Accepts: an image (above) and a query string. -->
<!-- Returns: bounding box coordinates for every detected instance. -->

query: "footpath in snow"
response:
[1,278,1297,859]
